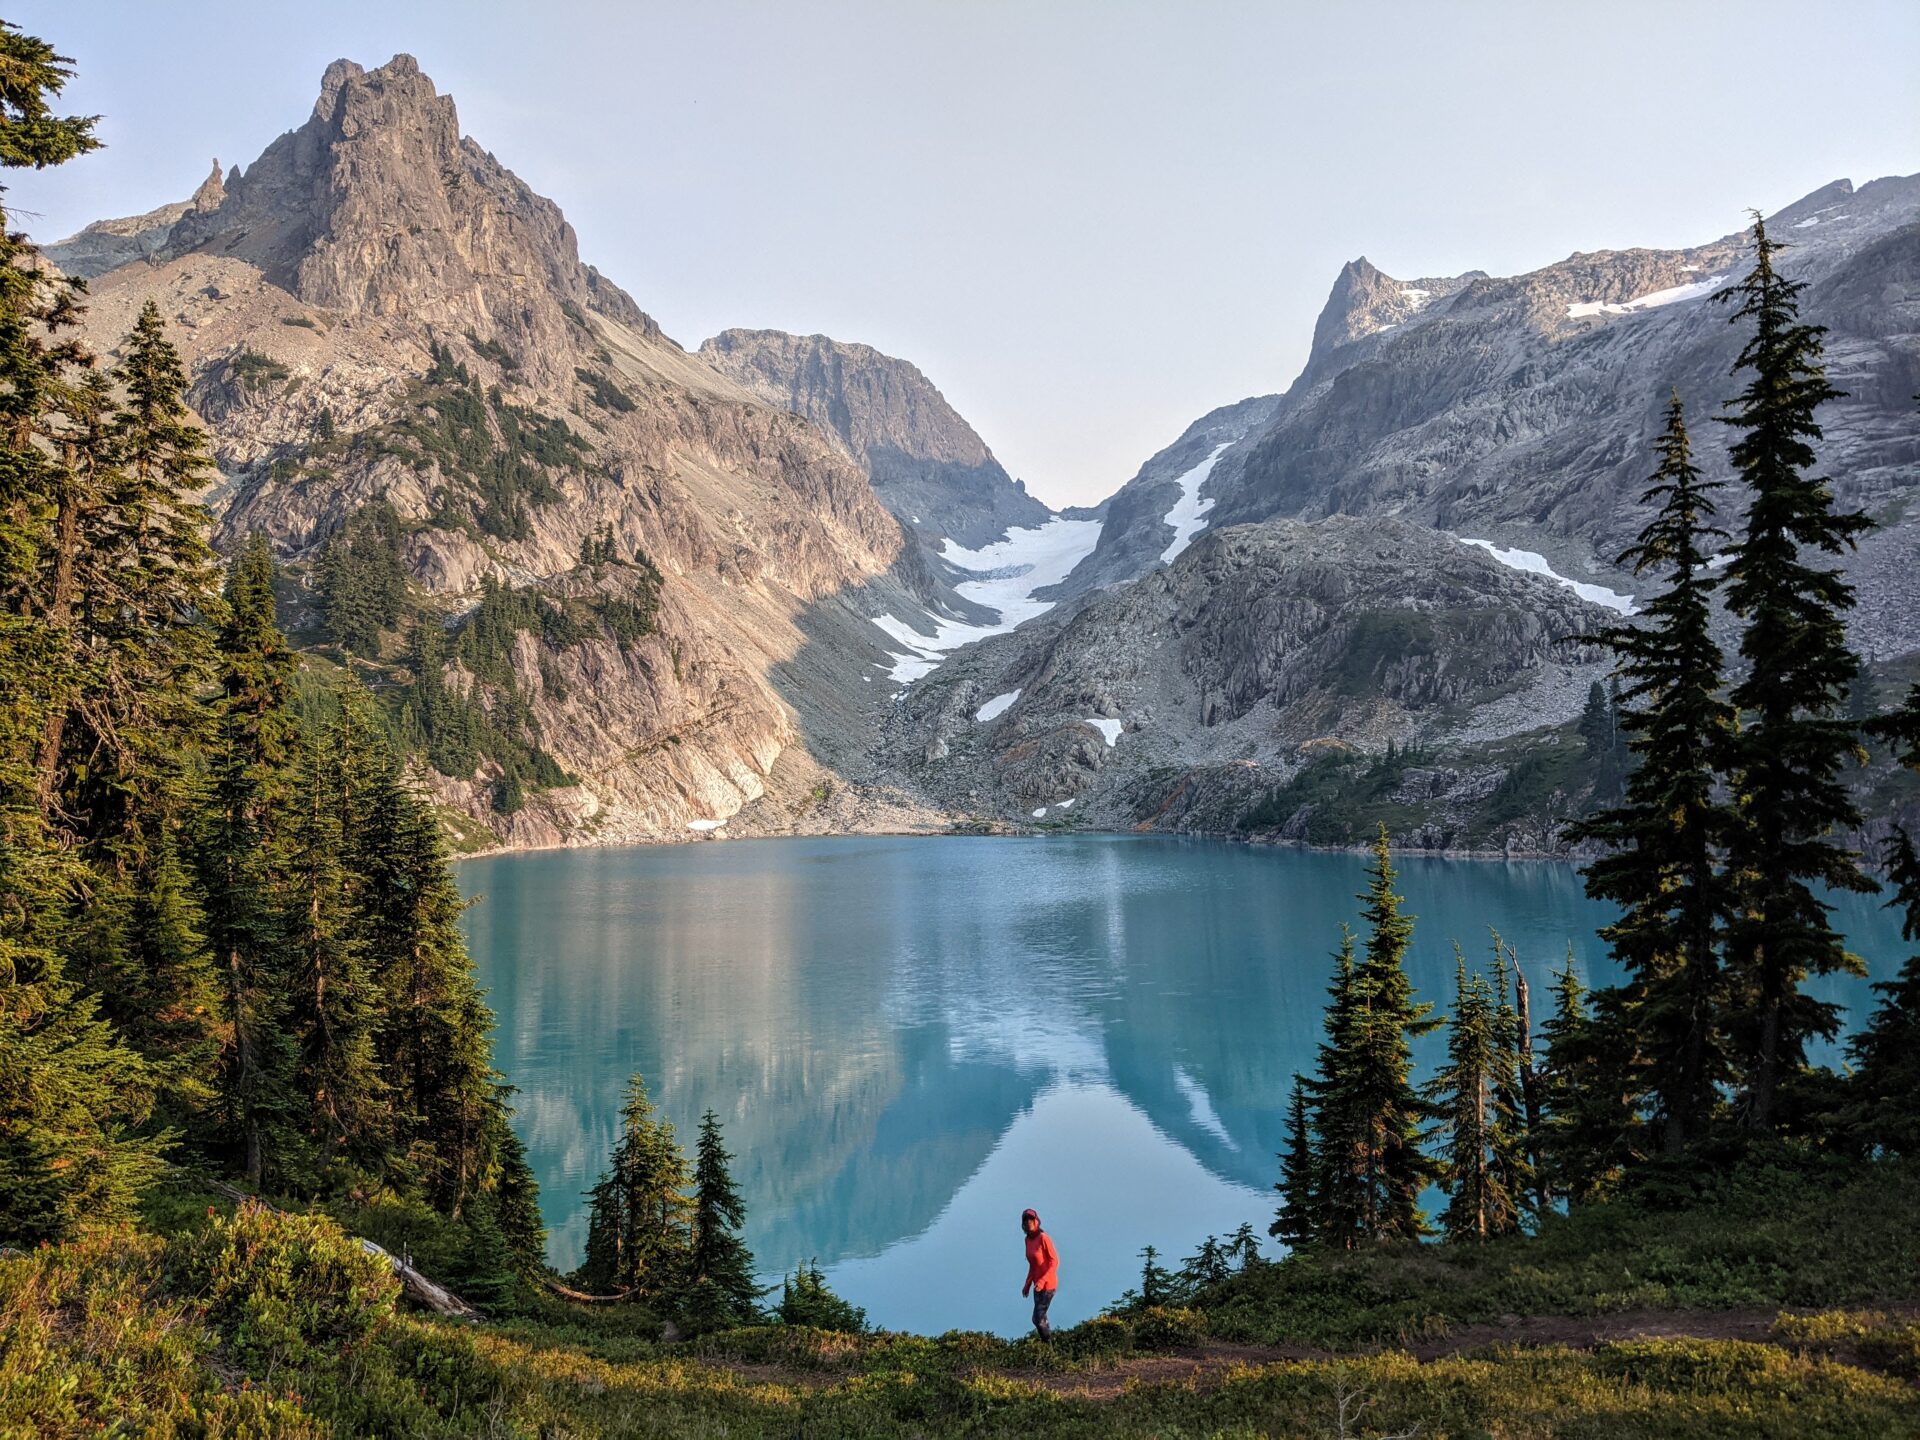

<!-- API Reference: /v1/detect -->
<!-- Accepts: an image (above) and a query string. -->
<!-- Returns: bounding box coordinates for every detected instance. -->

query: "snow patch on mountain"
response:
[1160,442,1231,563]
[1086,717,1123,746]
[874,515,1104,681]
[1460,538,1637,614]
[976,690,1020,722]
[1568,274,1726,319]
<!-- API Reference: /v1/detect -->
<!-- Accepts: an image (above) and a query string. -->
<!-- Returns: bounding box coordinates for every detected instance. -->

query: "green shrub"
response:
[1059,1312,1133,1358]
[229,348,290,390]
[0,1227,323,1437]
[575,366,636,413]
[1129,1305,1208,1351]
[178,1203,399,1369]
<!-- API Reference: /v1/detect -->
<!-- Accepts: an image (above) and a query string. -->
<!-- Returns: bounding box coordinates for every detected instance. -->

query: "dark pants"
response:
[1031,1286,1055,1338]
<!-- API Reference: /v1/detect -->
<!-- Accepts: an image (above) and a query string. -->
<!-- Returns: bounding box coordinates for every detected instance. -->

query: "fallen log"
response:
[537,1273,638,1305]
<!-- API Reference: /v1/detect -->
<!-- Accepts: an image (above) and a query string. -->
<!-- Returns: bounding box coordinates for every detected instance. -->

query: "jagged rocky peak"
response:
[698,327,1051,546]
[189,158,226,213]
[1301,255,1473,381]
[166,53,655,376]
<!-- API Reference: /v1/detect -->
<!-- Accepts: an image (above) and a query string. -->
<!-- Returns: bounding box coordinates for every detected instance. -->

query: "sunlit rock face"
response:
[51,53,967,849]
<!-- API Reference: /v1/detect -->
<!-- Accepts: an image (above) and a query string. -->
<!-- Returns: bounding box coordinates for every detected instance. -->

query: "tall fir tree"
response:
[1485,938,1535,1225]
[1716,216,1875,1130]
[1425,951,1518,1241]
[1270,1076,1317,1248]
[0,20,170,1241]
[1567,394,1739,1154]
[281,727,387,1175]
[1305,927,1369,1246]
[1316,828,1437,1243]
[28,304,219,849]
[340,680,498,1210]
[580,1072,691,1296]
[1538,951,1643,1204]
[198,536,296,1186]
[686,1109,763,1329]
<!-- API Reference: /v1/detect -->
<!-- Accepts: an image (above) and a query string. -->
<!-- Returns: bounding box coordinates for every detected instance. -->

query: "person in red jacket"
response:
[1020,1208,1059,1340]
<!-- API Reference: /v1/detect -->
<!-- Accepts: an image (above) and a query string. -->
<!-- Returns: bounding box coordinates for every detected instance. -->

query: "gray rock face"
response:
[698,328,1051,547]
[1220,175,1920,653]
[1050,392,1282,598]
[161,54,656,392]
[884,514,1612,838]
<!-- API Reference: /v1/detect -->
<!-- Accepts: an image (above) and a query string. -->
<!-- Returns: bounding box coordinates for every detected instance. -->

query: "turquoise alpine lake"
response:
[458,834,1907,1336]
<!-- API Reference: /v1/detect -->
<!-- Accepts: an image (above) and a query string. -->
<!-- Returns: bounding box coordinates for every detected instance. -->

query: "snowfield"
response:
[1086,717,1123,746]
[686,819,726,832]
[874,515,1103,682]
[975,690,1021,722]
[1160,442,1231,563]
[1567,274,1726,319]
[1459,538,1636,614]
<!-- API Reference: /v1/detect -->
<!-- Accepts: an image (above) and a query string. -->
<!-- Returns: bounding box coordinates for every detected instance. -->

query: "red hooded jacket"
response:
[1022,1208,1058,1292]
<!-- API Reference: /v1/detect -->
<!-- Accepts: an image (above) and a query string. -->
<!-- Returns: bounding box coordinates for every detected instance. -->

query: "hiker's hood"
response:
[1022,1208,1041,1231]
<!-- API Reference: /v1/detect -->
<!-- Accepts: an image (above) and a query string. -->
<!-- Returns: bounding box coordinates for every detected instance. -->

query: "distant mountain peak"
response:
[147,52,659,378]
[698,327,1051,546]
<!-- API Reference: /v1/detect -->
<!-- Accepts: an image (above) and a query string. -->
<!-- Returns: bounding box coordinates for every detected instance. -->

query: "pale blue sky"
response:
[11,1,1917,507]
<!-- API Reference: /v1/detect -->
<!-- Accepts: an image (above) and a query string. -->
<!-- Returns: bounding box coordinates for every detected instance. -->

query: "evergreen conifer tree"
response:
[199,537,296,1186]
[1305,927,1369,1246]
[1716,216,1875,1129]
[282,728,387,1174]
[1538,951,1642,1203]
[686,1108,763,1328]
[1341,826,1438,1240]
[1426,951,1508,1241]
[1567,394,1739,1153]
[0,23,171,1238]
[580,1072,691,1296]
[1134,1244,1175,1307]
[776,1260,867,1332]
[1486,938,1535,1223]
[1178,1233,1233,1294]
[1270,1076,1317,1247]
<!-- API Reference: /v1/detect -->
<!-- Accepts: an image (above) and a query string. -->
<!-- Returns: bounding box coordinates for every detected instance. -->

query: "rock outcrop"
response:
[45,158,226,278]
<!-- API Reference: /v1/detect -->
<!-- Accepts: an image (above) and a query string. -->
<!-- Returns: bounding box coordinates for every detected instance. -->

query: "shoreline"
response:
[450,822,1584,867]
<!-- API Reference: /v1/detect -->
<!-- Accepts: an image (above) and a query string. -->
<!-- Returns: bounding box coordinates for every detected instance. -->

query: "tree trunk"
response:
[31,459,82,814]
[1513,970,1549,1208]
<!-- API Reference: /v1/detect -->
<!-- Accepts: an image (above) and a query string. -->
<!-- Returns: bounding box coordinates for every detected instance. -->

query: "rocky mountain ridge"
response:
[1064,174,1920,664]
[50,59,1919,856]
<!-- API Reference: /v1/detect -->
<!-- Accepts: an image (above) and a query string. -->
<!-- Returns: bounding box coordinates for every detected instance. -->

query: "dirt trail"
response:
[972,1307,1917,1402]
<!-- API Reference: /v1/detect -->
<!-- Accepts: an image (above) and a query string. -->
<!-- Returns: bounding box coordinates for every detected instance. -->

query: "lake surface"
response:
[459,834,1907,1336]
